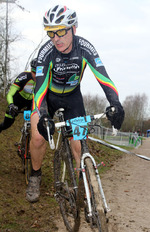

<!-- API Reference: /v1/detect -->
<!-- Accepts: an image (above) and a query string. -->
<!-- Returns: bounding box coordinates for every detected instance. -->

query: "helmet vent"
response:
[68,20,75,25]
[52,5,59,12]
[69,12,76,19]
[50,13,54,22]
[55,15,65,24]
[43,17,48,24]
[57,8,65,17]
[47,9,50,17]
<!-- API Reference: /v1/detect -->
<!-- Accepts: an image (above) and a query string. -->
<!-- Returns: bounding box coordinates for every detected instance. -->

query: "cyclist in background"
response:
[0,58,37,133]
[26,5,125,203]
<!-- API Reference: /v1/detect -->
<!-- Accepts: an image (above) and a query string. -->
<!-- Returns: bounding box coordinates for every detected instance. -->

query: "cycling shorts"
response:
[47,89,86,120]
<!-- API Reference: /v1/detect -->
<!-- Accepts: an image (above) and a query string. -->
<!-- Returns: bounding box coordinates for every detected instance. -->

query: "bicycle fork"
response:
[80,153,111,217]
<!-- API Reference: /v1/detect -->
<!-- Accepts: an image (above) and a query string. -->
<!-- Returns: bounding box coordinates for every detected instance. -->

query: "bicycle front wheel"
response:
[54,140,80,232]
[20,132,32,185]
[24,134,32,185]
[85,158,108,232]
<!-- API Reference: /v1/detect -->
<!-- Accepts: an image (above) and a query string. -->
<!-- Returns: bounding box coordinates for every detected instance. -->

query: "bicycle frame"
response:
[81,152,110,216]
[46,108,115,230]
[48,109,112,203]
[18,118,30,148]
[17,111,30,146]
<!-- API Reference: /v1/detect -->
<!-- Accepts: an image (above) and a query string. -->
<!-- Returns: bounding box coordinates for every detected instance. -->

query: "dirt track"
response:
[56,138,150,231]
[104,137,150,232]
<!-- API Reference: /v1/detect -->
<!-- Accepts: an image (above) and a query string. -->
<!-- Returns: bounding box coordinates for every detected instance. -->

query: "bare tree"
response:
[0,3,21,96]
[122,93,148,132]
[0,16,6,88]
[83,93,107,114]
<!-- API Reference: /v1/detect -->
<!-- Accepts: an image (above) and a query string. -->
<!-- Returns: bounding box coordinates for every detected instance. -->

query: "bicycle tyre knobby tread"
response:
[24,134,32,185]
[54,141,80,232]
[19,128,31,185]
[85,158,108,232]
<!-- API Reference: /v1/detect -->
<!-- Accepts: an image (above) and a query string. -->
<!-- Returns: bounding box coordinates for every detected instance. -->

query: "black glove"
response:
[8,103,18,118]
[106,104,125,130]
[37,114,55,141]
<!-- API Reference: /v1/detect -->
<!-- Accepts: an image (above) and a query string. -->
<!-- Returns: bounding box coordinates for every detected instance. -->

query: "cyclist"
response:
[26,5,125,203]
[0,58,37,133]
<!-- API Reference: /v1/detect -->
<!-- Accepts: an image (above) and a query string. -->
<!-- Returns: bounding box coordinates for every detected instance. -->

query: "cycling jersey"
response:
[33,35,120,117]
[7,71,35,105]
[0,71,35,129]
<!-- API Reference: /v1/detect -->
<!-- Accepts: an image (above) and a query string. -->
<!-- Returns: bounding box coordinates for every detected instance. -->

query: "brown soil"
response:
[105,138,150,232]
[56,138,150,232]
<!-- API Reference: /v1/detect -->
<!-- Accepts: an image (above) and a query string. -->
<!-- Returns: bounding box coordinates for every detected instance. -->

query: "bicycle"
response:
[45,108,116,232]
[16,110,32,185]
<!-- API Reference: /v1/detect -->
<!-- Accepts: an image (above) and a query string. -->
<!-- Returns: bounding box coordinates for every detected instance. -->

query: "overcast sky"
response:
[2,0,150,104]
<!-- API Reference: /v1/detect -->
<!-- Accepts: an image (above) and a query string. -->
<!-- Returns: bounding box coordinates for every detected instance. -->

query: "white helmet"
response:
[43,5,78,31]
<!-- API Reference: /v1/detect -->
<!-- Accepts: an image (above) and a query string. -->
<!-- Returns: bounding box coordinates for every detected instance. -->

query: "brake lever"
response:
[112,126,118,136]
[44,118,55,150]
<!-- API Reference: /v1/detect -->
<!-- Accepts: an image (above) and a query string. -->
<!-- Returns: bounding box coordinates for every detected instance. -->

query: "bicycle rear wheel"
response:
[85,158,108,232]
[54,140,80,232]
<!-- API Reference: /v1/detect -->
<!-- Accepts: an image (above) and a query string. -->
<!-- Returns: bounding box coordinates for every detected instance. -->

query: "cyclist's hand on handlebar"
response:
[106,104,125,130]
[8,103,18,118]
[37,114,55,141]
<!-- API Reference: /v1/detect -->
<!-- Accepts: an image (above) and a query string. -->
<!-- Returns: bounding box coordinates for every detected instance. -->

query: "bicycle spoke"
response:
[54,143,80,232]
[85,158,108,232]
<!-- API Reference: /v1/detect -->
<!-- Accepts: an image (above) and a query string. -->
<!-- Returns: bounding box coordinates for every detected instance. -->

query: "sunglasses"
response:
[47,28,71,39]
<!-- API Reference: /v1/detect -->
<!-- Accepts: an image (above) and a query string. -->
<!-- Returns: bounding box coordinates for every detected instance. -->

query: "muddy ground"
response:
[0,96,150,231]
[56,138,150,232]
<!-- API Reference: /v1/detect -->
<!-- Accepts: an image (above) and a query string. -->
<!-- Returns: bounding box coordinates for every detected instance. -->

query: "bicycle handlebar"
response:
[54,113,105,129]
[46,109,118,150]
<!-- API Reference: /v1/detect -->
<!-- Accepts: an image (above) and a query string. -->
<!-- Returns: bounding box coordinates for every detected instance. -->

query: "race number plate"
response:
[66,116,91,140]
[24,110,31,121]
